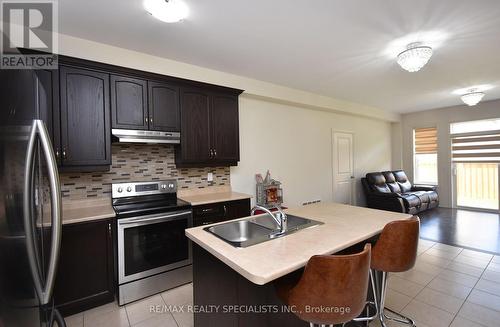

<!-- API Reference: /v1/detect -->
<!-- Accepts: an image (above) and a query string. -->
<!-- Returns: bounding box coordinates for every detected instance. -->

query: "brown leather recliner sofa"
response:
[361,170,438,214]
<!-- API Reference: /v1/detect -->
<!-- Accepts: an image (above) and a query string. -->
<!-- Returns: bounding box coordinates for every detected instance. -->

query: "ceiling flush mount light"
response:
[460,89,485,106]
[396,42,433,72]
[144,0,189,23]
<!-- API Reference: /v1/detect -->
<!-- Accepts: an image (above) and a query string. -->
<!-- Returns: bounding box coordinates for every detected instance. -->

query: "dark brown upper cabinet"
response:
[111,76,180,132]
[211,93,240,162]
[176,88,241,167]
[111,75,148,130]
[59,66,111,170]
[35,69,61,165]
[178,88,211,163]
[148,81,180,131]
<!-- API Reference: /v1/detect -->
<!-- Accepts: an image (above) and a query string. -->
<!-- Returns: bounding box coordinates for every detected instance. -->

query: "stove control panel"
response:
[112,180,177,198]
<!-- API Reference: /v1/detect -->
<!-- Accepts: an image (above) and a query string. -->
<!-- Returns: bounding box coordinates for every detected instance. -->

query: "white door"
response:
[332,131,355,205]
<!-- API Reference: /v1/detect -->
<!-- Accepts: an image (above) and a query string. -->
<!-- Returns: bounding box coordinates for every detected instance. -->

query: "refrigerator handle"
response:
[23,120,62,306]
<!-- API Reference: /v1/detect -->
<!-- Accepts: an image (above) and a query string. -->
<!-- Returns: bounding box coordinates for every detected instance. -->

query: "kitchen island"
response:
[185,202,413,327]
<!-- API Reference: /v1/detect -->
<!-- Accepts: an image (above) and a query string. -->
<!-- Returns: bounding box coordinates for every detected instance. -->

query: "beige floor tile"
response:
[415,287,464,314]
[84,301,122,322]
[172,310,194,327]
[475,278,500,297]
[447,261,485,278]
[487,261,500,272]
[426,248,461,260]
[369,318,417,327]
[384,288,413,312]
[432,243,464,255]
[401,299,454,327]
[418,253,452,268]
[450,316,486,327]
[161,283,193,306]
[419,239,437,248]
[387,275,425,298]
[64,313,83,327]
[460,249,494,261]
[125,294,166,326]
[427,277,472,300]
[130,313,177,327]
[467,289,500,312]
[458,301,500,326]
[438,269,479,288]
[453,255,491,269]
[482,269,500,283]
[84,307,130,327]
[395,268,436,286]
[412,260,444,276]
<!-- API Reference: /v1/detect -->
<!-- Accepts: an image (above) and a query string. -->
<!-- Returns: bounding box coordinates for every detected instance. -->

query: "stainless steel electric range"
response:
[112,180,193,305]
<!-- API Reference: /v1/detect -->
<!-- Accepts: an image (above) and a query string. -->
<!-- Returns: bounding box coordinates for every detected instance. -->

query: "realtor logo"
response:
[1,0,58,69]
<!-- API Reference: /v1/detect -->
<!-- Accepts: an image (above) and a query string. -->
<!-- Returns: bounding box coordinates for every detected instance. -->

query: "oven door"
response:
[117,209,193,284]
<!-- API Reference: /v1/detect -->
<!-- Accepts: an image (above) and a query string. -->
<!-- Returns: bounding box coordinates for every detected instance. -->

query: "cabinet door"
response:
[224,199,251,220]
[111,75,148,130]
[148,81,180,131]
[210,93,240,163]
[60,66,111,167]
[178,88,211,162]
[52,219,114,315]
[36,69,61,164]
[192,199,251,227]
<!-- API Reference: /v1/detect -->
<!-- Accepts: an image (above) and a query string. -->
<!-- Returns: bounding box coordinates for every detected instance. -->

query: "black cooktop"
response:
[112,193,191,218]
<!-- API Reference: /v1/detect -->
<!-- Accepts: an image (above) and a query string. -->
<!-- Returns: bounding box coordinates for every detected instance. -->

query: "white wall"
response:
[401,99,500,207]
[231,96,393,207]
[57,33,395,208]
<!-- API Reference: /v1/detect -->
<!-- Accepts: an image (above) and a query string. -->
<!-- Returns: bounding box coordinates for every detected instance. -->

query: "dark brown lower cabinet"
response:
[193,199,251,227]
[53,219,115,316]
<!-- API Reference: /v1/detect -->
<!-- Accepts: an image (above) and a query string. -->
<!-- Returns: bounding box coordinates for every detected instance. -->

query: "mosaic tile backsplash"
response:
[59,144,230,200]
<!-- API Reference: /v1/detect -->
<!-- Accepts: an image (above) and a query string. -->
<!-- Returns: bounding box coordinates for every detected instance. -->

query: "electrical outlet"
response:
[207,172,213,182]
[302,199,321,206]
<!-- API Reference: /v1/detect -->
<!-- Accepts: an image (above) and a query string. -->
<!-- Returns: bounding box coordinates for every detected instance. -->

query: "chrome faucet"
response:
[251,205,288,235]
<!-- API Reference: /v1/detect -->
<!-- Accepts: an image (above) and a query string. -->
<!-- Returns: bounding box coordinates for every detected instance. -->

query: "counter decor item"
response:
[255,170,283,208]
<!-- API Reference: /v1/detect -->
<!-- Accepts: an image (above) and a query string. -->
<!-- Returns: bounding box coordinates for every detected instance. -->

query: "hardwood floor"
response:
[419,207,500,255]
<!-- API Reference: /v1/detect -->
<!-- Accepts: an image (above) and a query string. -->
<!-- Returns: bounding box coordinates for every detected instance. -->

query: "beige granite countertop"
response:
[178,185,252,206]
[185,202,412,285]
[43,198,115,225]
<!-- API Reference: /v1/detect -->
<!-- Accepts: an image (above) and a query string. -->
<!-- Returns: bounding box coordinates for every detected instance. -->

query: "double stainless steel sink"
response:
[204,214,323,248]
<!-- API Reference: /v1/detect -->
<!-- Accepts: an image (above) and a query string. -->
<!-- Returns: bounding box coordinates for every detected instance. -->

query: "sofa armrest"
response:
[365,193,405,213]
[412,185,438,192]
[370,192,400,198]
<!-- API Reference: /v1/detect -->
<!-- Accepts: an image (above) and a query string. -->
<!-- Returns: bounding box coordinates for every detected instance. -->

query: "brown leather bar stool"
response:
[355,216,420,327]
[275,244,371,327]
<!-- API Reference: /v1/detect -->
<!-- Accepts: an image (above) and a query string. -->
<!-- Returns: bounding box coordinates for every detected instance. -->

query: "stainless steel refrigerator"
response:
[0,66,65,326]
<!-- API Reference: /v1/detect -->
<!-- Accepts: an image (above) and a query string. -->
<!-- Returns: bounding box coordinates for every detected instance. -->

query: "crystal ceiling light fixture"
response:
[460,88,485,106]
[144,0,189,23]
[396,42,433,72]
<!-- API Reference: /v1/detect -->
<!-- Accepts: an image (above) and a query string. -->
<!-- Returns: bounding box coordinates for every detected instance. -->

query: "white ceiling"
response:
[59,0,500,113]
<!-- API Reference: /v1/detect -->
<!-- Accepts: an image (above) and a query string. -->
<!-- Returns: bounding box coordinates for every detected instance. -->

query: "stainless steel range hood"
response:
[112,129,180,144]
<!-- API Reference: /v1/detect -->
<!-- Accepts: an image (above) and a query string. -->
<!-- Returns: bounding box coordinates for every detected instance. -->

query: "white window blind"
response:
[452,132,500,163]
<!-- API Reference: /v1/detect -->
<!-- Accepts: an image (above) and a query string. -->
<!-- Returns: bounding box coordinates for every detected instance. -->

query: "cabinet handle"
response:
[108,223,112,237]
[214,149,217,157]
[145,117,149,123]
[55,149,60,159]
[209,149,213,158]
[62,149,67,160]
[150,117,153,124]
[223,205,227,217]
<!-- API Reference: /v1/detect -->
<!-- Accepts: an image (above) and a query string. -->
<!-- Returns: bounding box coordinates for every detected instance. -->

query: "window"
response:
[413,127,438,185]
[450,118,500,134]
[450,119,500,210]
